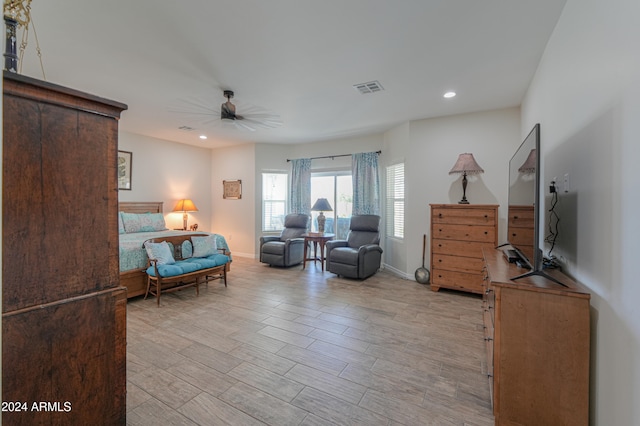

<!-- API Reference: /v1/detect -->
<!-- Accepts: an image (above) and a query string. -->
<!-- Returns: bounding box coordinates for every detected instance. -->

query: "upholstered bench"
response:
[143,234,230,306]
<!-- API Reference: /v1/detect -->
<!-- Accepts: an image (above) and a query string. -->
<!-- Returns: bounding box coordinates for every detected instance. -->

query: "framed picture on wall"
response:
[118,150,132,190]
[223,180,242,199]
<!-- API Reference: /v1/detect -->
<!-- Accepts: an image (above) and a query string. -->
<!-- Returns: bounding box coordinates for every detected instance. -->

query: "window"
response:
[262,172,288,231]
[311,172,352,239]
[386,162,404,238]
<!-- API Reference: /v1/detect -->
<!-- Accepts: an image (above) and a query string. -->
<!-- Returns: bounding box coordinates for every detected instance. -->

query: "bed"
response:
[118,202,231,298]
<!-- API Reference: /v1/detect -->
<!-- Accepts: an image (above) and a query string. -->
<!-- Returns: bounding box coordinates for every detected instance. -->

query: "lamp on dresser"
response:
[311,198,333,233]
[173,198,198,230]
[449,153,484,204]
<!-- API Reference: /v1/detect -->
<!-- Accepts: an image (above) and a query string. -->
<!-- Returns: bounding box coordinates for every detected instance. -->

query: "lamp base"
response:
[183,212,188,231]
[458,172,470,204]
[317,212,326,233]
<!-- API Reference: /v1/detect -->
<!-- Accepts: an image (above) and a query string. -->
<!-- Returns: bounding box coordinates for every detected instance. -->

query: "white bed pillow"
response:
[192,235,217,258]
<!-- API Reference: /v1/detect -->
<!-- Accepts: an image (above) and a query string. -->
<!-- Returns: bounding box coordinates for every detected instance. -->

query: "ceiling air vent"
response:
[178,125,195,131]
[353,80,384,94]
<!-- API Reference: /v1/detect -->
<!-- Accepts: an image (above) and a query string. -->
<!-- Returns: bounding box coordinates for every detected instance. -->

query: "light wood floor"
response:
[126,256,494,425]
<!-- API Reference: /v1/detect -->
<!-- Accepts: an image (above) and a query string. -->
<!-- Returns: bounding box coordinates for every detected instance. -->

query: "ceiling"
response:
[19,0,567,149]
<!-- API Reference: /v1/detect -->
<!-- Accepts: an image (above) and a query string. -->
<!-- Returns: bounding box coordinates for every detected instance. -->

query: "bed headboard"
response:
[118,201,164,214]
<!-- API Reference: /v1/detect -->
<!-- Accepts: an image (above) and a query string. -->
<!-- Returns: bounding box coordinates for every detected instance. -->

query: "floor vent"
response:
[353,80,384,94]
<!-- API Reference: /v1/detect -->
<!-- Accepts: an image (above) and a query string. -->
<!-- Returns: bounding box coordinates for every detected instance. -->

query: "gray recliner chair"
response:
[326,215,383,279]
[259,214,309,267]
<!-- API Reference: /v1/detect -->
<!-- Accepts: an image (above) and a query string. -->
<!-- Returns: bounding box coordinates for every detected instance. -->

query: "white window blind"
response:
[386,163,405,238]
[262,173,288,231]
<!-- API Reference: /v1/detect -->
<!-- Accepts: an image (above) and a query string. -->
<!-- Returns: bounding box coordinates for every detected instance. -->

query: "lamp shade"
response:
[518,149,537,173]
[448,153,484,175]
[311,198,333,212]
[172,199,198,212]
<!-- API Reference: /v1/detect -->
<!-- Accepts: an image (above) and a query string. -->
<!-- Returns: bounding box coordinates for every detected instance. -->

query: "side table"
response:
[302,233,335,271]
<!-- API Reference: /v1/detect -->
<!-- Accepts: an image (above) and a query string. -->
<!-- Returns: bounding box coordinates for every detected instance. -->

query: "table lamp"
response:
[311,198,333,233]
[173,199,198,230]
[449,153,484,204]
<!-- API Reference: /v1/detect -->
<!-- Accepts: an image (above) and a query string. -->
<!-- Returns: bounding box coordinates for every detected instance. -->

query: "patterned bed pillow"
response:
[121,212,142,233]
[121,212,167,233]
[118,212,126,234]
[192,235,217,258]
[144,241,175,265]
[138,213,168,232]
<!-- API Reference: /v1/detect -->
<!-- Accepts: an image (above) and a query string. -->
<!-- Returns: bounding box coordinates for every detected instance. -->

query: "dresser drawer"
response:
[432,206,496,226]
[432,239,492,259]
[432,253,485,274]
[508,227,534,245]
[432,223,496,243]
[431,269,484,293]
[508,205,535,228]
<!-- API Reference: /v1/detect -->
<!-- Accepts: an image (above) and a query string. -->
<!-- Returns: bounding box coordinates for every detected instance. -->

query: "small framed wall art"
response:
[223,179,242,199]
[117,150,132,190]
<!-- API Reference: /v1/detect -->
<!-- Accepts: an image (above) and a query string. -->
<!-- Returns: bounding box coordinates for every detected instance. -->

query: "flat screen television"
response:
[505,123,566,286]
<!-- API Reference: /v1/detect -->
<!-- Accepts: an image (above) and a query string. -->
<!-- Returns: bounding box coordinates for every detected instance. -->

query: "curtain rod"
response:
[286,150,381,162]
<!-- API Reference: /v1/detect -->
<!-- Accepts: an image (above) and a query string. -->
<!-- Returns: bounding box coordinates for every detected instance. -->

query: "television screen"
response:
[507,123,540,269]
[506,124,568,287]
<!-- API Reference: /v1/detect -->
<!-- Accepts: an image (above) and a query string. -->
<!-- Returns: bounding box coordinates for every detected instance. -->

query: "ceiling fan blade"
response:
[241,116,283,129]
[234,120,257,132]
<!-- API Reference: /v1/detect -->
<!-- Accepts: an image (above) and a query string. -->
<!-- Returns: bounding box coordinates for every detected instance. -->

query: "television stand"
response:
[481,247,590,424]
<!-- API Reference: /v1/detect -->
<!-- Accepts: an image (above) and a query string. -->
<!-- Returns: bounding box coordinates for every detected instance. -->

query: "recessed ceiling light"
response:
[199,135,207,140]
[443,91,456,98]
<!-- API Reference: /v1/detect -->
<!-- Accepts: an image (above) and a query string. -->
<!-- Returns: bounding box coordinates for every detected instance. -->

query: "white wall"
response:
[383,108,521,277]
[118,131,213,231]
[210,143,257,258]
[521,0,640,423]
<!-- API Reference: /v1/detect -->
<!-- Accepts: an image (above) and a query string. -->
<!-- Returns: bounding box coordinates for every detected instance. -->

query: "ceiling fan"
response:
[171,90,282,132]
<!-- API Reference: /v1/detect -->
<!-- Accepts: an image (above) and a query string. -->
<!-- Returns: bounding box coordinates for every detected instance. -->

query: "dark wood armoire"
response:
[2,71,128,424]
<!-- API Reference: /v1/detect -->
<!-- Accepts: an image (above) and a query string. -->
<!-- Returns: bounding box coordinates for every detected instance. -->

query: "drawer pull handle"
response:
[438,213,442,218]
[514,215,519,219]
[484,337,493,342]
[484,231,488,235]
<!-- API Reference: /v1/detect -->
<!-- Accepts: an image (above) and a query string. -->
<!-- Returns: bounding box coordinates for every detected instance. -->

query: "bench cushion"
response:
[146,254,230,277]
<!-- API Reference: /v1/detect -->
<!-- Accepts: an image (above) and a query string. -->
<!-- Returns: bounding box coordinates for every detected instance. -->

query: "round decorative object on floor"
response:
[415,234,430,284]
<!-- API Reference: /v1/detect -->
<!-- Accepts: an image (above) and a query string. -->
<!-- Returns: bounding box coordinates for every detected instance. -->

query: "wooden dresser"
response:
[482,247,591,425]
[430,204,498,294]
[3,72,128,424]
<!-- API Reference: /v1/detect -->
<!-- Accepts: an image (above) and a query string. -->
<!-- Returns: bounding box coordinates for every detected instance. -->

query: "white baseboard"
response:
[229,252,257,259]
[382,263,414,280]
